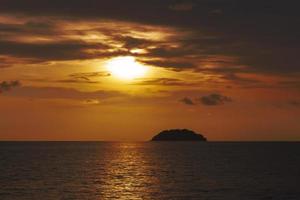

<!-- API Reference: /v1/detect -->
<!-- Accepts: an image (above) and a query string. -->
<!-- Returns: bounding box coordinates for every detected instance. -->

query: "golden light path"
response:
[106,56,148,80]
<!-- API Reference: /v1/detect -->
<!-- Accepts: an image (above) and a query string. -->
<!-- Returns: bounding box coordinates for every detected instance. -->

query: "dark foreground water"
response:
[0,142,299,200]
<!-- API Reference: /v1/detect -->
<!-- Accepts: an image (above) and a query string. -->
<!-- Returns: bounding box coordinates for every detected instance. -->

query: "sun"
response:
[106,56,148,80]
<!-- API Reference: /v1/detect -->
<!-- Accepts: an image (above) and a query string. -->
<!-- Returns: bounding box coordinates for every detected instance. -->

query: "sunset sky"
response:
[0,0,299,141]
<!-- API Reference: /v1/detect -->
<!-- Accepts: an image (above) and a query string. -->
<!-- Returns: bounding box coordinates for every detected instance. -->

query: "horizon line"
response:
[0,140,299,142]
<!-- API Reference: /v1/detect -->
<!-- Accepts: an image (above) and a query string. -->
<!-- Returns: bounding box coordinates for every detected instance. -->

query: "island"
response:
[151,129,207,141]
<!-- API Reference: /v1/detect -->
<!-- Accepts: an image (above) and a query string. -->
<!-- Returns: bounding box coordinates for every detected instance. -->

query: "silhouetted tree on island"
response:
[151,129,207,141]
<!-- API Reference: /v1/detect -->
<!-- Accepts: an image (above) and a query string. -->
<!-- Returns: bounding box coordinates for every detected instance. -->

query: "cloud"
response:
[180,97,195,105]
[0,17,173,64]
[199,93,232,106]
[69,72,111,79]
[141,60,196,71]
[0,40,114,61]
[178,92,233,106]
[54,71,111,84]
[134,78,198,86]
[142,46,196,59]
[0,55,40,68]
[0,20,56,39]
[4,86,124,101]
[119,36,153,49]
[83,99,100,105]
[210,9,223,15]
[288,101,300,106]
[0,80,21,93]
[169,2,195,11]
[278,80,300,89]
[55,79,100,84]
[0,0,299,79]
[220,73,265,88]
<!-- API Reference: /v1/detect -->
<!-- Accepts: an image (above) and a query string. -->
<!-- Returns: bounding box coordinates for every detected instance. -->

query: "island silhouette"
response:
[151,129,207,141]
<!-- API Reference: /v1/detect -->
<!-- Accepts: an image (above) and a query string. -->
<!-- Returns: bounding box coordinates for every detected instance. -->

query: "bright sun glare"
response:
[106,56,148,80]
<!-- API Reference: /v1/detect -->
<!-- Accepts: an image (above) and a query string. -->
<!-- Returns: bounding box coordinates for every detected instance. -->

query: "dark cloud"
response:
[179,93,233,106]
[25,77,100,84]
[143,46,196,59]
[60,72,111,84]
[56,72,111,84]
[210,9,223,15]
[69,72,111,79]
[0,80,21,93]
[220,73,266,88]
[120,36,152,50]
[0,21,55,35]
[55,79,100,84]
[199,93,232,106]
[0,55,42,68]
[134,78,198,86]
[4,86,124,100]
[180,97,195,105]
[288,101,300,106]
[0,0,299,76]
[141,60,196,71]
[169,2,195,11]
[278,80,300,89]
[0,40,116,61]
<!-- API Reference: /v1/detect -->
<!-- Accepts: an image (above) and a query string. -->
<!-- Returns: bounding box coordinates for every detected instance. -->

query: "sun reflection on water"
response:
[99,143,158,199]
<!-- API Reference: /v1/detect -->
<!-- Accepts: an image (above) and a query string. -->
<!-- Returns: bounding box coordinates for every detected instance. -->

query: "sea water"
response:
[0,142,299,200]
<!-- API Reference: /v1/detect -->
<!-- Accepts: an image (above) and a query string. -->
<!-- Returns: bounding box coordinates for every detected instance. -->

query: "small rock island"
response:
[151,129,207,141]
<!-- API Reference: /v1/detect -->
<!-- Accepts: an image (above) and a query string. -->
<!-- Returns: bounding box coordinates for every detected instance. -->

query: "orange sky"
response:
[0,1,300,141]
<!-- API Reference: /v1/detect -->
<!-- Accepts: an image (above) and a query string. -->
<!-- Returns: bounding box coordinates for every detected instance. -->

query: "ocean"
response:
[0,142,299,200]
